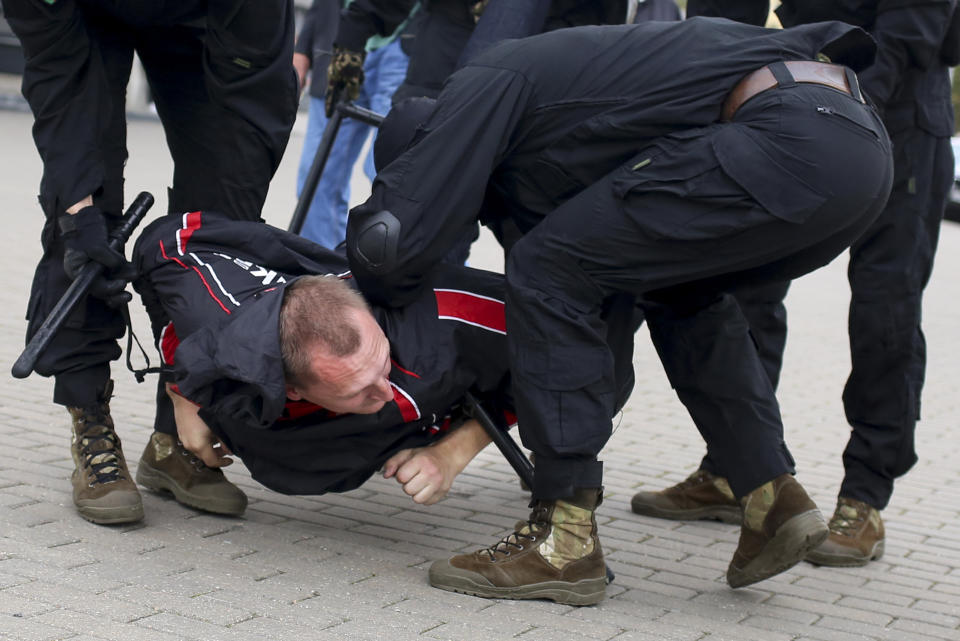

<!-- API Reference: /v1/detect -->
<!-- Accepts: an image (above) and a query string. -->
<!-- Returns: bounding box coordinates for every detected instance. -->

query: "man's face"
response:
[285,308,394,415]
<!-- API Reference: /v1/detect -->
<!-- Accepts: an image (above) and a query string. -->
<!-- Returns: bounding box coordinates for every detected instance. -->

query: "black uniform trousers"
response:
[506,82,893,501]
[23,1,297,407]
[719,123,952,510]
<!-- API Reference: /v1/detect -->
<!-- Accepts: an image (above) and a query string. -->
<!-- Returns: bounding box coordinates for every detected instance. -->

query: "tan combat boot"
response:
[727,474,828,588]
[429,488,606,605]
[631,469,741,524]
[68,381,144,524]
[805,497,884,567]
[136,432,247,516]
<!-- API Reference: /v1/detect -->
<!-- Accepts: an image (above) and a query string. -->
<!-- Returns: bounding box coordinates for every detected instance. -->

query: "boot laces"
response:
[483,504,549,561]
[178,442,211,472]
[76,408,123,485]
[829,502,867,536]
[674,469,712,490]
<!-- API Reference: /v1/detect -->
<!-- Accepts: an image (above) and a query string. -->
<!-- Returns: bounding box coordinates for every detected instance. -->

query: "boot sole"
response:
[136,461,247,516]
[727,509,828,588]
[428,560,605,606]
[630,500,741,525]
[805,539,885,567]
[76,501,144,525]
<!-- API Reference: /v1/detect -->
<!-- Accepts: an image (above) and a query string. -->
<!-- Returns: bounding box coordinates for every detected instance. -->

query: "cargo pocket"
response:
[711,124,827,224]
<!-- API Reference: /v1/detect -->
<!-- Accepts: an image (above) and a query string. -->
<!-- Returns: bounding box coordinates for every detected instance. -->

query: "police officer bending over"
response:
[346,19,893,604]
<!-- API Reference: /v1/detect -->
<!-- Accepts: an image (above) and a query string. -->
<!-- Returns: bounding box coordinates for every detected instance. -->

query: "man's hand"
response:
[293,52,311,93]
[325,45,365,117]
[384,447,456,505]
[59,205,135,307]
[383,418,493,505]
[167,384,234,468]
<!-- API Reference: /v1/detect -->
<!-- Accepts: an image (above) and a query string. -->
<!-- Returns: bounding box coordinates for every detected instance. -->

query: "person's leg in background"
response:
[806,123,952,567]
[362,38,411,181]
[630,279,792,524]
[298,41,409,248]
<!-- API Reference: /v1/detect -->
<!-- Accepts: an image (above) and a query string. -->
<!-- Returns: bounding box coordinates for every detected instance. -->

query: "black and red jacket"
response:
[132,212,512,495]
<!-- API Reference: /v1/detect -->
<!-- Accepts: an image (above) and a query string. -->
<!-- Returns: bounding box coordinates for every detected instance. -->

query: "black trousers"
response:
[505,83,893,500]
[719,125,952,510]
[26,1,297,407]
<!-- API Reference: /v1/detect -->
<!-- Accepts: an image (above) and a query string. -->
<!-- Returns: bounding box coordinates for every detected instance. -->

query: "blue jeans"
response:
[296,39,409,248]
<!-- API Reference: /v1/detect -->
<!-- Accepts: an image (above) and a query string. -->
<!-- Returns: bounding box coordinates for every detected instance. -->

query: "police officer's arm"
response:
[334,0,417,52]
[858,0,954,110]
[2,0,110,213]
[347,67,533,307]
[383,418,492,504]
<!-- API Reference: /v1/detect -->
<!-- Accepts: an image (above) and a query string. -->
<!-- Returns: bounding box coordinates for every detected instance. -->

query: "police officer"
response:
[3,0,298,524]
[635,0,957,569]
[346,19,892,604]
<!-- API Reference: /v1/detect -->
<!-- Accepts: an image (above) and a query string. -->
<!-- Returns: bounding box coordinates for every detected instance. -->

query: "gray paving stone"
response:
[1,107,959,641]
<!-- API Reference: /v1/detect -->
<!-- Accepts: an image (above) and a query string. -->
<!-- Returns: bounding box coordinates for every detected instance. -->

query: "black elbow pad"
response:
[349,210,402,274]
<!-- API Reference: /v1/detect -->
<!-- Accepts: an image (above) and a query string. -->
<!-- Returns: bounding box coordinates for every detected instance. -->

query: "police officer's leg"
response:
[840,128,951,509]
[203,0,298,221]
[24,9,143,524]
[630,284,793,524]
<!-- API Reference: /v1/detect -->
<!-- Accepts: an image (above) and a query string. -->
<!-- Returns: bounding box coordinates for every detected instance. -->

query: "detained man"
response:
[131,211,626,504]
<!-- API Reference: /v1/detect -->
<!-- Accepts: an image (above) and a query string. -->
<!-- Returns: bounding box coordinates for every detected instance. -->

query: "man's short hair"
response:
[279,275,371,386]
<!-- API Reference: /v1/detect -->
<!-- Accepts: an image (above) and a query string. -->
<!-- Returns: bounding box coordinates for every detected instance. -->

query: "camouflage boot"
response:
[631,469,741,524]
[68,381,144,524]
[136,432,247,516]
[727,474,828,588]
[429,488,606,606]
[805,497,884,567]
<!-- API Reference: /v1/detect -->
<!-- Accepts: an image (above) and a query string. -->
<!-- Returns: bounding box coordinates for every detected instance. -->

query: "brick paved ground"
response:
[0,107,958,641]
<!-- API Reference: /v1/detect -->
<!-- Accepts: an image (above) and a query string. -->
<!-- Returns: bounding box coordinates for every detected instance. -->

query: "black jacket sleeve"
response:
[346,65,533,307]
[295,0,341,97]
[858,1,954,110]
[334,0,417,51]
[2,0,112,212]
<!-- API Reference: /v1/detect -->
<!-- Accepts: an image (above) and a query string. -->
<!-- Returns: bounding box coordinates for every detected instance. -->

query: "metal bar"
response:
[287,101,384,234]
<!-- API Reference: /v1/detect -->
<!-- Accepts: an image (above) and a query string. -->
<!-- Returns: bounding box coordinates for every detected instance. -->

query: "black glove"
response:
[59,206,135,307]
[325,45,366,117]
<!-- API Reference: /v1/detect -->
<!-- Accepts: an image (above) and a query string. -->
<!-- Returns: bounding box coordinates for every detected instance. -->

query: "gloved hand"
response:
[59,205,135,307]
[325,45,366,117]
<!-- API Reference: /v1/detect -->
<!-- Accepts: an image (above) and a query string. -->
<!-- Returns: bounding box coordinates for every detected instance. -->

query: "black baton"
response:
[11,191,155,379]
[287,101,385,235]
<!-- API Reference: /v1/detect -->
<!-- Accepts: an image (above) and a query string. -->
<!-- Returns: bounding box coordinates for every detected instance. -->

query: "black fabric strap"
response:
[768,61,797,88]
[122,303,167,383]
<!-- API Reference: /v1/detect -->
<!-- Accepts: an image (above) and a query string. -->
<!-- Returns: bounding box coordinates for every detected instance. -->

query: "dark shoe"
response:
[68,381,144,524]
[429,488,606,605]
[631,469,740,524]
[136,432,247,516]
[805,497,884,567]
[727,474,828,588]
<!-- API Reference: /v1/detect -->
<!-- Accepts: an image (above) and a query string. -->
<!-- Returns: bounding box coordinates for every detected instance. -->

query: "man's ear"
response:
[285,383,303,401]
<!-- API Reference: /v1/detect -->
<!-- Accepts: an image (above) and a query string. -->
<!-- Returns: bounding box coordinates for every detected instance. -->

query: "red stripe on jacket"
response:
[160,322,179,365]
[177,211,202,255]
[434,289,506,334]
[159,239,231,314]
